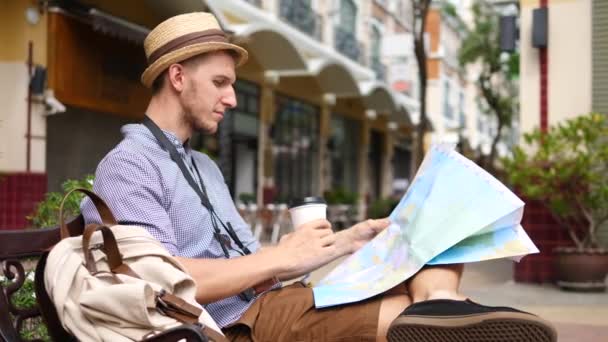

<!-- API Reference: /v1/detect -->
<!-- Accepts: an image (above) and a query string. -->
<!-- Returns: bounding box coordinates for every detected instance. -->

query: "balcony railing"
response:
[279,0,323,41]
[371,58,387,82]
[334,26,363,63]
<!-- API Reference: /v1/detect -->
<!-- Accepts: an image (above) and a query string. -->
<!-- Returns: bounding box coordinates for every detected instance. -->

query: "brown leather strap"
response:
[69,194,221,339]
[155,290,232,342]
[155,291,202,324]
[159,292,202,319]
[59,188,117,239]
[82,224,139,277]
[147,29,227,64]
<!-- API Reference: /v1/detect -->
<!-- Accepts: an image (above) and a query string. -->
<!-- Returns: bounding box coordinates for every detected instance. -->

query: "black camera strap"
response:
[142,115,251,258]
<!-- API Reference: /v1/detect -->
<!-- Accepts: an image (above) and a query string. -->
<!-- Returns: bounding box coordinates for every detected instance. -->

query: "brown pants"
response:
[223,283,382,342]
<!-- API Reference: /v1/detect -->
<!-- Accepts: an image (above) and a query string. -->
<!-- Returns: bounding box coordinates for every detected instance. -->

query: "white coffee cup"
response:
[288,196,327,230]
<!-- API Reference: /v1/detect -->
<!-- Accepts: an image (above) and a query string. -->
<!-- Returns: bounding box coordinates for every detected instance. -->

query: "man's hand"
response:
[340,218,391,254]
[275,219,337,278]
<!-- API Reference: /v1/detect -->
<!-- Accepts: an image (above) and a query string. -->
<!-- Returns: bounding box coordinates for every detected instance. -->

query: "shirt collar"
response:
[121,123,192,156]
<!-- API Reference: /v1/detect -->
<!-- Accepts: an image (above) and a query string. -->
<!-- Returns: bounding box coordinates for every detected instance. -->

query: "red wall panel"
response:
[0,173,47,230]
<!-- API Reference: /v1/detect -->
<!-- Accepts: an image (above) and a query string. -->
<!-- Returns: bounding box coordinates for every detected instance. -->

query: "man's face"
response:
[179,51,237,134]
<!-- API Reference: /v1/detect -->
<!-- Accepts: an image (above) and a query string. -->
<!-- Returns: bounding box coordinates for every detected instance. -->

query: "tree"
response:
[502,113,608,250]
[458,0,518,172]
[411,0,432,168]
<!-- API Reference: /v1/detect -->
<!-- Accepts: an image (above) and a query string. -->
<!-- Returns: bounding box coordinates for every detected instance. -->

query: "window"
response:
[274,94,320,201]
[371,25,382,62]
[231,79,260,136]
[340,0,357,34]
[330,115,360,193]
[443,81,452,120]
[217,79,261,196]
[459,92,465,127]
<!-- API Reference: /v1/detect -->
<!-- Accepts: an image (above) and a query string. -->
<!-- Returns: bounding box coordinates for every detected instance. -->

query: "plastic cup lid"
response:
[288,196,326,209]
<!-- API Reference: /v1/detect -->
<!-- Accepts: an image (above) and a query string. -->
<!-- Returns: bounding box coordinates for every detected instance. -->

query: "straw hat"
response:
[141,12,248,87]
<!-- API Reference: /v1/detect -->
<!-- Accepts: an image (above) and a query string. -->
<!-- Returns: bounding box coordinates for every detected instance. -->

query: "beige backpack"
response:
[44,189,225,342]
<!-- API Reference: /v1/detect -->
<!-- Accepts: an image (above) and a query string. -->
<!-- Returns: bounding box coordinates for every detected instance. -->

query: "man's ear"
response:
[167,63,186,92]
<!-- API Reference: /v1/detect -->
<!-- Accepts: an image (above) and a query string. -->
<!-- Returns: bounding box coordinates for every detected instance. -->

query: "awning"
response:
[206,0,375,80]
[359,81,398,113]
[263,58,361,97]
[310,59,360,97]
[230,23,308,71]
[49,6,150,45]
[89,9,149,44]
[210,0,422,127]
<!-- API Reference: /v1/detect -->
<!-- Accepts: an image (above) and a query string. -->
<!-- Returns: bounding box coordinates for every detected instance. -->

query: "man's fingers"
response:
[320,232,337,247]
[374,218,391,234]
[316,227,334,239]
[300,218,332,231]
[375,217,391,230]
[359,218,391,235]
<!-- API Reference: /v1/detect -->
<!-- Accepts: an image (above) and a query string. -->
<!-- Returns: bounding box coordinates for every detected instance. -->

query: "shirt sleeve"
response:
[197,153,261,252]
[80,150,179,255]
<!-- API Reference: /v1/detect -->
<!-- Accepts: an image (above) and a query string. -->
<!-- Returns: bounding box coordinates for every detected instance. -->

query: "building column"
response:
[357,119,371,220]
[256,72,278,206]
[318,93,335,195]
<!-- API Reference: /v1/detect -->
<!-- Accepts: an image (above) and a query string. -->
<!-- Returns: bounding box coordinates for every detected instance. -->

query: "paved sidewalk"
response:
[307,258,608,341]
[460,259,608,342]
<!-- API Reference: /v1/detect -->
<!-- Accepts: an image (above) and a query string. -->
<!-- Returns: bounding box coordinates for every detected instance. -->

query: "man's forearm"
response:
[176,247,287,303]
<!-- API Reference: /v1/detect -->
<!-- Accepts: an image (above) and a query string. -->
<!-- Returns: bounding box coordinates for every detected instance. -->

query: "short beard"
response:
[179,80,216,135]
[179,110,215,136]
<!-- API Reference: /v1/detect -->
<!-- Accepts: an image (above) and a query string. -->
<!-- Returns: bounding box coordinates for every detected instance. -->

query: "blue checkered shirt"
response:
[81,123,276,328]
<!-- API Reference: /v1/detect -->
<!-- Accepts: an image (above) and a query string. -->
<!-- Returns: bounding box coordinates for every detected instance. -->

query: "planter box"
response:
[554,248,608,291]
[514,198,572,283]
[0,172,47,230]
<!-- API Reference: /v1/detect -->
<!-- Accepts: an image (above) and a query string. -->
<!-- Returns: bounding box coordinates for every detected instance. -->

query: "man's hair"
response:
[151,70,167,95]
[149,49,240,95]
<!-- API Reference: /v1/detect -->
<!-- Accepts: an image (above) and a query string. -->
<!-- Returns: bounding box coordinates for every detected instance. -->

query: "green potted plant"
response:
[6,175,94,341]
[324,188,358,230]
[502,113,608,291]
[367,197,400,219]
[324,188,358,206]
[238,192,256,205]
[28,175,94,228]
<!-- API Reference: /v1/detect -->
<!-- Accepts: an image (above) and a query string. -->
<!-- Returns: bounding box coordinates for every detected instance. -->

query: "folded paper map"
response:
[313,144,539,308]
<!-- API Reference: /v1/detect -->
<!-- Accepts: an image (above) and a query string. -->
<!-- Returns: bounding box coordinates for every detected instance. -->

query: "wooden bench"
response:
[0,215,209,342]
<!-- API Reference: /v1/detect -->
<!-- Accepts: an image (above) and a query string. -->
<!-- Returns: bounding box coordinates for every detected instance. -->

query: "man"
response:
[82,12,556,341]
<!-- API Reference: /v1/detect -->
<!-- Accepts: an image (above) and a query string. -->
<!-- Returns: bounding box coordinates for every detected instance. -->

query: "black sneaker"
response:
[387,299,557,342]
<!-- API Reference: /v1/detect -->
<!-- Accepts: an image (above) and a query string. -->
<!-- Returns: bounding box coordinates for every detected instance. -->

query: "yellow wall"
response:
[519,0,592,134]
[0,0,47,65]
[547,0,592,125]
[519,0,540,134]
[0,0,48,173]
[0,63,46,173]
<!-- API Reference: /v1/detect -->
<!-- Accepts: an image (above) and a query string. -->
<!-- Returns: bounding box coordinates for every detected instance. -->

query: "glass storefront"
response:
[368,130,384,201]
[274,94,320,202]
[218,79,260,199]
[392,139,413,197]
[330,115,360,194]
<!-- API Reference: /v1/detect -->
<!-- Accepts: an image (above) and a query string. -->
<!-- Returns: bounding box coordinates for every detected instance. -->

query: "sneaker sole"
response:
[387,312,557,342]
